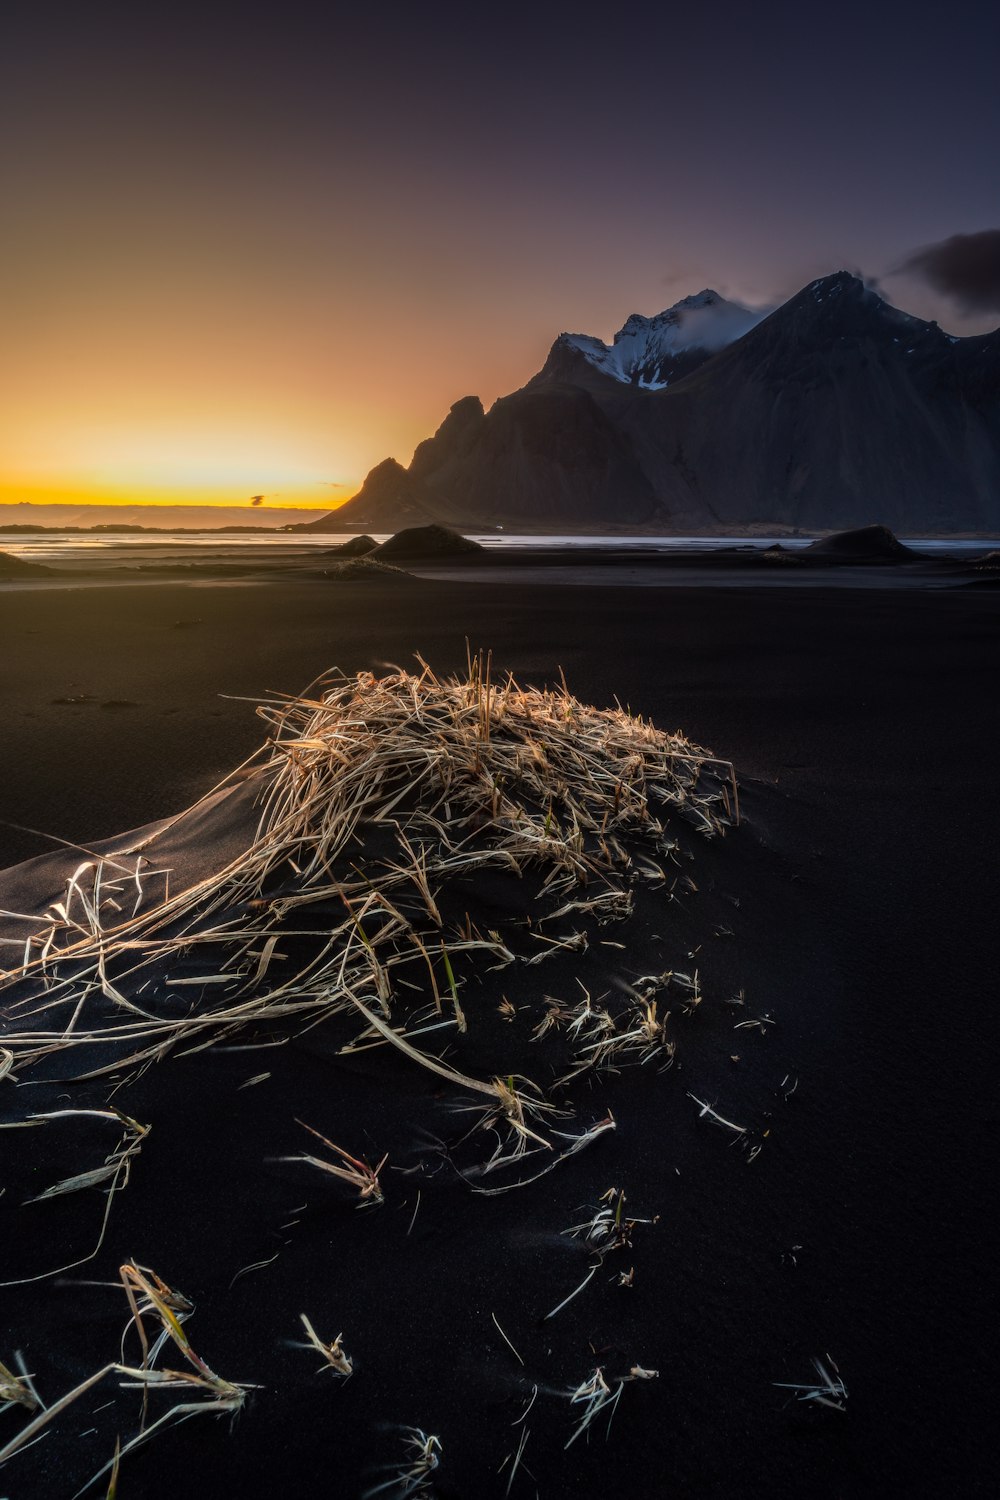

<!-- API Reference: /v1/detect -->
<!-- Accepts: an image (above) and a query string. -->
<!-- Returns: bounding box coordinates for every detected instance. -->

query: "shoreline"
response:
[4,534,1000,595]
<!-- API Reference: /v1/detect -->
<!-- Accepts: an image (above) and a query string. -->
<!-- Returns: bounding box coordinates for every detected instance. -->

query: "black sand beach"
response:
[2,566,998,1497]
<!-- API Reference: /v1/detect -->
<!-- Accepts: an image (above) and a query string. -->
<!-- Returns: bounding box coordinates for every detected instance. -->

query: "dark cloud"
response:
[319,481,345,489]
[895,230,1000,314]
[249,494,266,506]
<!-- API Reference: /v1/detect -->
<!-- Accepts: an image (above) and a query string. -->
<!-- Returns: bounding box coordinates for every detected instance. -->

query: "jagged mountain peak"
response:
[790,270,926,322]
[615,290,727,342]
[550,289,767,390]
[754,270,949,351]
[807,270,866,298]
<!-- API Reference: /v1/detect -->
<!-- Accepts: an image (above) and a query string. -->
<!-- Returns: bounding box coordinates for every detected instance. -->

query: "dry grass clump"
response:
[365,1427,442,1498]
[1,655,735,1180]
[277,1121,387,1206]
[542,1185,655,1322]
[297,1314,353,1377]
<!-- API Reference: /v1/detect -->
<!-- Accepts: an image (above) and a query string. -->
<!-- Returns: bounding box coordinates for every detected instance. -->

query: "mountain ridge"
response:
[299,273,1000,535]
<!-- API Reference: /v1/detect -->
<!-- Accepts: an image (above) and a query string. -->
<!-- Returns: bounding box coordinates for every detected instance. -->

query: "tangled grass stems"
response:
[297,1315,353,1377]
[564,1369,623,1449]
[0,1356,40,1416]
[9,1260,255,1494]
[552,989,678,1086]
[364,1427,443,1498]
[278,1122,387,1206]
[563,1187,654,1255]
[563,1364,659,1450]
[543,1185,654,1320]
[1,663,734,1182]
[464,1112,616,1197]
[117,1259,249,1413]
[774,1356,848,1412]
[23,1108,150,1204]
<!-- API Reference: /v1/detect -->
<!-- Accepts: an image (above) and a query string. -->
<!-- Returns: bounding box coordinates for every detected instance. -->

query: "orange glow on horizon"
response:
[0,479,347,512]
[0,250,538,516]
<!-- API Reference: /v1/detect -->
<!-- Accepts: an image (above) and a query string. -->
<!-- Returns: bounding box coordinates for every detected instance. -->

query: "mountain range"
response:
[301,273,1000,535]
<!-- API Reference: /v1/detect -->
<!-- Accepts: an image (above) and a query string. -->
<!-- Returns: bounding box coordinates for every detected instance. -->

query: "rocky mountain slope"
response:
[301,274,1000,534]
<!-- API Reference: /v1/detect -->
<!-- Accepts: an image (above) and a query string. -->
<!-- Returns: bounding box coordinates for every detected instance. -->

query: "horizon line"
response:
[0,500,337,512]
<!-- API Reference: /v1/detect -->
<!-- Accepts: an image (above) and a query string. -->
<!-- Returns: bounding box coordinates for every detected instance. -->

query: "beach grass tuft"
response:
[1,660,734,1192]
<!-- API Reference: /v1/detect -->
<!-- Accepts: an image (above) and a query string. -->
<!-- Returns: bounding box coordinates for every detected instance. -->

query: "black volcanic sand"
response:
[1,574,998,1499]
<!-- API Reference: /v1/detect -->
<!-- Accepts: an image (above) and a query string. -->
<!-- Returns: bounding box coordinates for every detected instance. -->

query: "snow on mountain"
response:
[560,290,767,389]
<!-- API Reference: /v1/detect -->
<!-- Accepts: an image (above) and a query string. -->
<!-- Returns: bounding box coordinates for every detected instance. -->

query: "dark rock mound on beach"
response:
[0,550,49,576]
[759,542,804,563]
[374,524,483,559]
[324,534,379,557]
[806,524,916,561]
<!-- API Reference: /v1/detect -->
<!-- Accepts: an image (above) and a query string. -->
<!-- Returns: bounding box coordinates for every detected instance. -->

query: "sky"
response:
[2,0,999,511]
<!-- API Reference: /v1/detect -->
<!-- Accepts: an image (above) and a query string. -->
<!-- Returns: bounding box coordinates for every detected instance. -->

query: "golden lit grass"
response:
[1,654,735,1175]
[296,1315,353,1377]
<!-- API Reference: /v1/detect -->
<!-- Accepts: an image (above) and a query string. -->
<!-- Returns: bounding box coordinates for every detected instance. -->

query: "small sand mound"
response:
[807,525,914,560]
[0,550,49,577]
[374,524,483,559]
[324,534,379,557]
